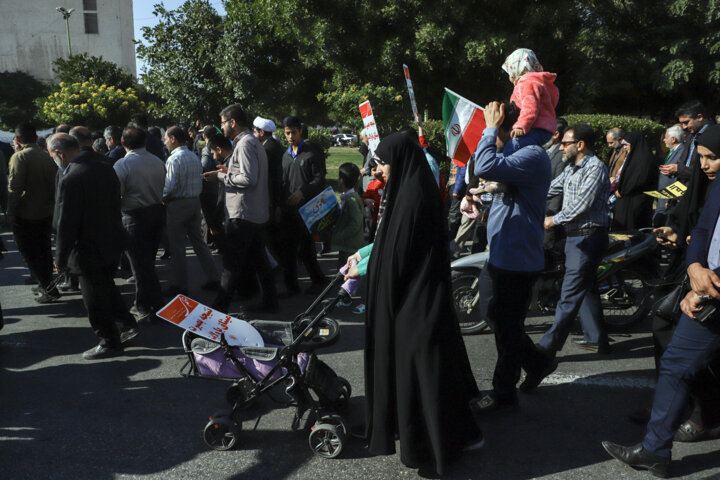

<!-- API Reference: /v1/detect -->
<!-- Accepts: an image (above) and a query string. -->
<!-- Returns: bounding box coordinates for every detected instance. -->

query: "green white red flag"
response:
[442,88,485,167]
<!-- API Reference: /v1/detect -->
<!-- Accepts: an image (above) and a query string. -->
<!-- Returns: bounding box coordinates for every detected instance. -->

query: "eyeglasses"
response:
[560,140,579,146]
[220,119,231,126]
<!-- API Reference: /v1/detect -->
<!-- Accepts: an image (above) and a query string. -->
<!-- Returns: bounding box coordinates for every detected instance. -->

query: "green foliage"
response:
[0,71,50,130]
[318,83,407,132]
[564,114,666,162]
[136,0,720,127]
[136,0,231,123]
[421,119,451,178]
[35,79,145,130]
[52,53,136,90]
[308,127,333,157]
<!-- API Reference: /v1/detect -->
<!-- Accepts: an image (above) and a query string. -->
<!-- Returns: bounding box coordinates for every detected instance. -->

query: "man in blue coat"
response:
[603,124,720,477]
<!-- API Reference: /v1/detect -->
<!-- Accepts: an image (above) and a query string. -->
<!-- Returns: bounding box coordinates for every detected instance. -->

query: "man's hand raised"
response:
[483,102,505,129]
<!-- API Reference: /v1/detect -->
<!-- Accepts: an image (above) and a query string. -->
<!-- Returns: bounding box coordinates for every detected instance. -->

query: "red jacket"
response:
[510,72,559,134]
[363,179,385,224]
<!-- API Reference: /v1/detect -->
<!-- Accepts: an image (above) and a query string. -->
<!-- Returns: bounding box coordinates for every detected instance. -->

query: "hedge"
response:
[563,114,666,162]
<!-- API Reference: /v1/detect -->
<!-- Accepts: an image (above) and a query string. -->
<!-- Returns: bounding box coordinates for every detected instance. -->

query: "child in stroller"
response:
[179,272,354,458]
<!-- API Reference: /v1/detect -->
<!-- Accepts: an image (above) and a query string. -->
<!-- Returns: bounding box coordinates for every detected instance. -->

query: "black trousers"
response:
[213,218,277,312]
[78,264,137,348]
[12,216,54,288]
[122,204,165,314]
[487,263,550,401]
[278,210,326,290]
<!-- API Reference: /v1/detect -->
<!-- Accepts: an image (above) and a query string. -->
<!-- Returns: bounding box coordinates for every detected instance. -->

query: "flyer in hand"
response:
[298,186,339,236]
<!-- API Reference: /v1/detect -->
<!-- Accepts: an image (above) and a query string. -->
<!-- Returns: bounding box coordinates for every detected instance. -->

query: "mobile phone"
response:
[695,303,717,323]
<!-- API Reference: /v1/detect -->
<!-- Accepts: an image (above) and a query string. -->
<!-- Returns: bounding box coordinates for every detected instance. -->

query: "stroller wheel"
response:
[308,423,345,458]
[203,417,241,451]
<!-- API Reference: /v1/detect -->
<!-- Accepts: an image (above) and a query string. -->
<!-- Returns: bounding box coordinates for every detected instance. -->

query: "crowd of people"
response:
[1,46,719,476]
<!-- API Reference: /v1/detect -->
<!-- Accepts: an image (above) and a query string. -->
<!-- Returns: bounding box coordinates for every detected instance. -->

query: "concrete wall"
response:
[0,0,136,82]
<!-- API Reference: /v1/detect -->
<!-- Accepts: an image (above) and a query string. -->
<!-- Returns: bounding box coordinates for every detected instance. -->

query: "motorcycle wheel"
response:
[599,269,651,331]
[451,271,490,335]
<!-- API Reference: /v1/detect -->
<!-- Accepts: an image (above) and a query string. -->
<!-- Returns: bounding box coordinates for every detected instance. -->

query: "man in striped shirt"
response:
[163,126,220,296]
[537,124,611,358]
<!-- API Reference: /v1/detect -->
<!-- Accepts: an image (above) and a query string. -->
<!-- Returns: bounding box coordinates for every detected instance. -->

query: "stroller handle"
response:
[299,273,346,317]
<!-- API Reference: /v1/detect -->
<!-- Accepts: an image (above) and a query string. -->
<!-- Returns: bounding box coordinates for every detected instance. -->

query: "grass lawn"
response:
[325,146,364,192]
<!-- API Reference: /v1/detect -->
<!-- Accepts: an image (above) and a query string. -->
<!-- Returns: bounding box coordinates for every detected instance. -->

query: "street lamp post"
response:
[56,6,75,57]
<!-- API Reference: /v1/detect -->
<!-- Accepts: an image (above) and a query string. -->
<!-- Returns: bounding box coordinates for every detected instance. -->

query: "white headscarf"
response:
[502,48,543,82]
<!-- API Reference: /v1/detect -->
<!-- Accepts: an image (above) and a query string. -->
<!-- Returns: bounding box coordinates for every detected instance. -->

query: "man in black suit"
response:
[602,124,720,477]
[49,133,139,360]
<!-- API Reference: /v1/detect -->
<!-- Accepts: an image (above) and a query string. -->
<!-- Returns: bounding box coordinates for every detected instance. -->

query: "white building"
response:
[0,0,136,82]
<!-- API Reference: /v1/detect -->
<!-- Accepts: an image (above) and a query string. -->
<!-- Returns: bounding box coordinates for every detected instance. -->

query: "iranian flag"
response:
[442,88,486,167]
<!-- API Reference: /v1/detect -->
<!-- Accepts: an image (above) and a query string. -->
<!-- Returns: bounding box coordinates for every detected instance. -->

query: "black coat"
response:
[281,141,326,208]
[263,136,285,211]
[364,133,481,475]
[55,151,125,273]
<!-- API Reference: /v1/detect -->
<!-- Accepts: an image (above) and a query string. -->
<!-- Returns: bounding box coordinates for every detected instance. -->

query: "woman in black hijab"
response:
[361,133,482,475]
[612,131,658,230]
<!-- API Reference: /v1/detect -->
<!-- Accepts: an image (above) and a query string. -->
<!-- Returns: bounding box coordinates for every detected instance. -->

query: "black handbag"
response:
[651,275,689,321]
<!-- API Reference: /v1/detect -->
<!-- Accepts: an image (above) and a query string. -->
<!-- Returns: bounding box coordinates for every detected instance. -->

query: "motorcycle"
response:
[451,230,661,335]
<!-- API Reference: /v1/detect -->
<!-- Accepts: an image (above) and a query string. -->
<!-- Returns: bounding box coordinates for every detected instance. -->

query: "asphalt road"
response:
[1,228,719,480]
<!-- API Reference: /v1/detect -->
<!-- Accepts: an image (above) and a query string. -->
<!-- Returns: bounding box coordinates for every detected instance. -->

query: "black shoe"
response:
[304,282,328,295]
[58,279,80,292]
[82,344,124,360]
[469,393,519,415]
[201,280,220,291]
[674,421,720,443]
[34,288,61,304]
[519,358,559,393]
[573,338,611,354]
[159,251,171,260]
[120,327,140,345]
[601,441,669,478]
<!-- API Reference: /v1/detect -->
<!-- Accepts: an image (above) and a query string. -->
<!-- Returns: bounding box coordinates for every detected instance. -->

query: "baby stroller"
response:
[180,273,353,458]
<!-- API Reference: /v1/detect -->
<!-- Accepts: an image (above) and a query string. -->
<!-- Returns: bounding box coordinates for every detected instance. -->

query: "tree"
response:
[136,0,720,131]
[136,0,232,123]
[35,79,145,131]
[52,53,137,90]
[0,71,50,130]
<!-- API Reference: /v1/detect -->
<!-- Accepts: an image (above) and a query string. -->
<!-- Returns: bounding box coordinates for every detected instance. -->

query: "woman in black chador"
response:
[359,133,482,475]
[612,131,657,230]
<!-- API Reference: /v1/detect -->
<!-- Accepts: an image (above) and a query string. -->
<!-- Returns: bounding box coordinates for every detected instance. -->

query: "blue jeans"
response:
[503,128,553,156]
[539,229,609,352]
[643,313,720,457]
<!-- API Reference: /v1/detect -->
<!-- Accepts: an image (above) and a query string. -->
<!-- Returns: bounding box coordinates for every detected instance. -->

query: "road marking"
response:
[541,373,656,389]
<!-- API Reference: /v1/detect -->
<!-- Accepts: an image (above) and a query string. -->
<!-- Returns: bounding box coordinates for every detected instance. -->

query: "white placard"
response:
[157,295,264,347]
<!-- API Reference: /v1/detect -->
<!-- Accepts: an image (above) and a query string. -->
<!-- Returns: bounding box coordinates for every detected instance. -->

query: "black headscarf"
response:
[364,133,480,475]
[616,131,657,196]
[696,124,720,154]
[613,131,657,230]
[669,124,720,245]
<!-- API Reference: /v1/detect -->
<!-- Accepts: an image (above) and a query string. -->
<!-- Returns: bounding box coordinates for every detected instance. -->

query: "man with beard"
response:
[538,124,612,358]
[206,105,277,313]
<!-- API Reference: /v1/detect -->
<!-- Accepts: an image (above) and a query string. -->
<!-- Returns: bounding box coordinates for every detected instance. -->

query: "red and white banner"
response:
[359,100,380,153]
[402,64,420,123]
[157,295,264,346]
